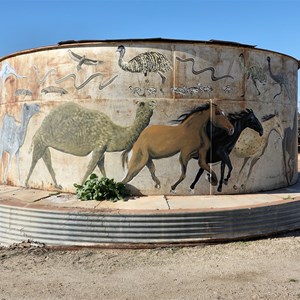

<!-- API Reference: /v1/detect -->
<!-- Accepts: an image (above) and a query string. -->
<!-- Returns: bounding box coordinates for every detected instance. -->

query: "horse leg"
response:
[217,161,226,192]
[81,147,106,184]
[122,149,149,184]
[198,149,218,186]
[171,154,189,192]
[189,168,205,192]
[42,148,61,189]
[146,159,161,188]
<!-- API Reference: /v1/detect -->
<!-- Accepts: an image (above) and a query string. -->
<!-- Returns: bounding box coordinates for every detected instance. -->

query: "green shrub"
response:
[74,174,129,201]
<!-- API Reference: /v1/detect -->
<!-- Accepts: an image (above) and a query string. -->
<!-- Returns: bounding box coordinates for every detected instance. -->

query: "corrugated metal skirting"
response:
[0,201,300,247]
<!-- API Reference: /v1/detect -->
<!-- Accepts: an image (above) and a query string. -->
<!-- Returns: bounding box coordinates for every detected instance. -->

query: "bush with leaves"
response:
[74,174,129,201]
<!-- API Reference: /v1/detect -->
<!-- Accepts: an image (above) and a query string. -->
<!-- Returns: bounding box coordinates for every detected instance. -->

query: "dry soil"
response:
[1,231,300,300]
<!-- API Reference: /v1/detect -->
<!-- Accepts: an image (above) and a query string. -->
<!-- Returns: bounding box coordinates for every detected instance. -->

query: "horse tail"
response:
[121,149,130,170]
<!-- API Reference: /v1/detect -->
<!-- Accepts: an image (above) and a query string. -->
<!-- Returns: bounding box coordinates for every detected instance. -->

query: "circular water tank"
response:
[0,39,298,195]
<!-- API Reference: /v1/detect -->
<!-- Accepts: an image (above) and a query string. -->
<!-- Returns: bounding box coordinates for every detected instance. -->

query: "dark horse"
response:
[190,109,263,193]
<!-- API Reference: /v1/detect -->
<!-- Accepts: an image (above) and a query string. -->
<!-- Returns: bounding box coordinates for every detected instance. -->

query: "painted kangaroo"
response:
[25,100,156,189]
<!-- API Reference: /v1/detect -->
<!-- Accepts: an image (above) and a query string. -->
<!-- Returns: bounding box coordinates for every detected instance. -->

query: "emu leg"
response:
[158,71,166,94]
[273,83,283,99]
[252,77,261,96]
[146,158,161,188]
[42,148,61,189]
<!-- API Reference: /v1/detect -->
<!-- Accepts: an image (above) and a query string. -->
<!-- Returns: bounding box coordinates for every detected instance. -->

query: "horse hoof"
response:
[224,179,228,185]
[241,184,245,189]
[170,189,176,194]
[189,188,195,194]
[155,184,161,189]
[211,180,218,186]
[233,185,239,190]
[56,184,63,190]
[217,187,222,192]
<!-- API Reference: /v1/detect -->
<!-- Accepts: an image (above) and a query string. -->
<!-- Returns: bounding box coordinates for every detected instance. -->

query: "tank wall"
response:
[0,42,298,195]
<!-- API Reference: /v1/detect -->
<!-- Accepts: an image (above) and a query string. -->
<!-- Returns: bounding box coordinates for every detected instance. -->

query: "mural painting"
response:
[232,112,284,190]
[25,100,156,189]
[68,49,103,70]
[116,45,172,94]
[0,41,297,195]
[267,56,290,99]
[189,109,263,193]
[0,103,40,183]
[121,102,234,193]
[239,53,267,96]
[0,61,26,98]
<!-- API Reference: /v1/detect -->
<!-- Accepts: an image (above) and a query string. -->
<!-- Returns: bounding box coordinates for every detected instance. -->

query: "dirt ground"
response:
[1,231,300,300]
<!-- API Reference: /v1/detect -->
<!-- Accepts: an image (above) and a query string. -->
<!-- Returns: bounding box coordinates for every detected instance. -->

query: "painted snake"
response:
[176,57,234,81]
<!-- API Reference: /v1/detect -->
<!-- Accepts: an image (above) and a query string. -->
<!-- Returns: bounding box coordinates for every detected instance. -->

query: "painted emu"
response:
[25,100,156,189]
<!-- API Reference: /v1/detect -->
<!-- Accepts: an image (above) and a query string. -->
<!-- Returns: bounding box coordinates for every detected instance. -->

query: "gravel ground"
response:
[1,231,300,300]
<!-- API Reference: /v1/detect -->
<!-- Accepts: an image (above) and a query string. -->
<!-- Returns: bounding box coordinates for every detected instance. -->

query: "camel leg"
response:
[189,168,205,191]
[146,158,161,188]
[122,149,149,184]
[3,153,12,184]
[15,151,21,181]
[1,155,4,183]
[25,143,46,188]
[97,154,106,177]
[81,147,106,184]
[42,148,61,189]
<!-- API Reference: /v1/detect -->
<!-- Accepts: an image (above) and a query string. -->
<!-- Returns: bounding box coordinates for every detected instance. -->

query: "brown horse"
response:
[122,102,234,192]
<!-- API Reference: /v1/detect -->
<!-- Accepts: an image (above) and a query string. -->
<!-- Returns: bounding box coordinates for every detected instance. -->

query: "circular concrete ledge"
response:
[1,194,300,247]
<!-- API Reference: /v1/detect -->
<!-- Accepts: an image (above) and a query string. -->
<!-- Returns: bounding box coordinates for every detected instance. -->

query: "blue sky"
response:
[1,0,299,103]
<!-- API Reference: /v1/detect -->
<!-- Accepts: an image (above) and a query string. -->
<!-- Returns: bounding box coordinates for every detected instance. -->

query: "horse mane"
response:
[261,113,276,122]
[228,109,253,121]
[171,102,213,124]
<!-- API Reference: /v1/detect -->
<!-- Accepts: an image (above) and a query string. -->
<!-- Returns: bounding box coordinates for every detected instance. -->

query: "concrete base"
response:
[1,162,300,247]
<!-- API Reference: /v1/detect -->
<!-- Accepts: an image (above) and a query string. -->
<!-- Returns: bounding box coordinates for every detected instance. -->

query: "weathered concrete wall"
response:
[0,40,298,195]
